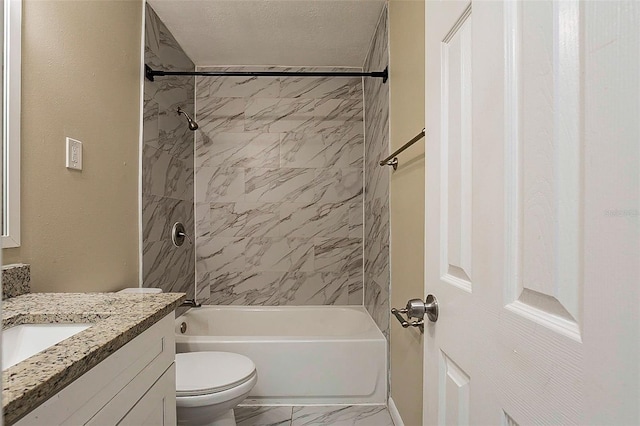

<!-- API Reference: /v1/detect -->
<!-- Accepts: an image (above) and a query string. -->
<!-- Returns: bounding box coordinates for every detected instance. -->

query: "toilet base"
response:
[177,408,235,426]
[211,409,236,426]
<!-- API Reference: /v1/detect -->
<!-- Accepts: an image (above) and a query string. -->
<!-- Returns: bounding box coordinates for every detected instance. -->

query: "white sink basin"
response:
[3,323,92,370]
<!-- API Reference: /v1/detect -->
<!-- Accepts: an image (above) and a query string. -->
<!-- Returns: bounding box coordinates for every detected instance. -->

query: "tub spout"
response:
[181,299,202,308]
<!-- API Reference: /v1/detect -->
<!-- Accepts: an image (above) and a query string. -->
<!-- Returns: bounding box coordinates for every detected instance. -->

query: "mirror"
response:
[2,0,20,248]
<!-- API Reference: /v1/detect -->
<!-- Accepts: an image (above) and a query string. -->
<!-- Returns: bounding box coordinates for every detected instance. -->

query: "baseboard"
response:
[388,397,405,426]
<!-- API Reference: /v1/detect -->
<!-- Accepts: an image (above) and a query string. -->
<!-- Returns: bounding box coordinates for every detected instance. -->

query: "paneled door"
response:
[423,1,639,424]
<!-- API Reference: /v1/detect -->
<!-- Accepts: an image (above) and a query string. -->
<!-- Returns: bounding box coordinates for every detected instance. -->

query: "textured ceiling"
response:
[147,0,386,68]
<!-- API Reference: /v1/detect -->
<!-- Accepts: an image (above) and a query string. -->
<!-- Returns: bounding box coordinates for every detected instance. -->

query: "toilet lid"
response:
[176,352,256,397]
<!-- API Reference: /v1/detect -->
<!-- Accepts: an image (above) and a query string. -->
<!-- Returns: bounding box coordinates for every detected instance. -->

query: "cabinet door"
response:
[118,364,176,426]
[17,314,175,426]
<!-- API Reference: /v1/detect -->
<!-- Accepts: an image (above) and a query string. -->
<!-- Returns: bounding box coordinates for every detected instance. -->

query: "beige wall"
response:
[3,0,142,293]
[389,1,425,424]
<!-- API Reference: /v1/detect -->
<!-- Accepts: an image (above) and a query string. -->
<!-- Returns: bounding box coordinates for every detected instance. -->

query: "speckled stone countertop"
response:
[2,264,30,300]
[2,292,186,425]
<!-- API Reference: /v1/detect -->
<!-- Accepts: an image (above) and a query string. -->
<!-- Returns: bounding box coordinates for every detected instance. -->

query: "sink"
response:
[3,323,92,370]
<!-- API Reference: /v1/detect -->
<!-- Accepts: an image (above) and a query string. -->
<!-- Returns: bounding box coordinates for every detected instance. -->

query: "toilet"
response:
[117,288,257,426]
[175,352,257,426]
[117,287,163,294]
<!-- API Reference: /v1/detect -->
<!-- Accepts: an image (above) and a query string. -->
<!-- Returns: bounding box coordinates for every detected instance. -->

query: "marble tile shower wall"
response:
[195,67,365,306]
[142,5,195,297]
[363,7,390,337]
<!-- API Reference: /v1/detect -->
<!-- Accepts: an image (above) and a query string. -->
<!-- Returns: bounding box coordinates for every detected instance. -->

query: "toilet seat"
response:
[176,352,256,397]
[176,373,257,409]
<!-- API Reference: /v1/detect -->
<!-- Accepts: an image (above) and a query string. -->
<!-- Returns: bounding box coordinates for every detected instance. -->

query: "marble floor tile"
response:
[235,406,293,426]
[291,405,393,426]
[233,406,393,426]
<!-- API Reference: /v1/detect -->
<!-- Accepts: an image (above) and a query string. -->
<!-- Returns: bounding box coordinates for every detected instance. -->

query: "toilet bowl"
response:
[117,289,257,425]
[176,352,257,426]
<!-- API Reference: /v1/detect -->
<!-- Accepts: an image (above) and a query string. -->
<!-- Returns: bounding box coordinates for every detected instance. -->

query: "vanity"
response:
[2,292,185,425]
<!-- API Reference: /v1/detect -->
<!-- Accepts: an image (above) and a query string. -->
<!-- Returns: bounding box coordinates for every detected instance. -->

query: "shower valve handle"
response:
[178,231,193,245]
[171,222,192,247]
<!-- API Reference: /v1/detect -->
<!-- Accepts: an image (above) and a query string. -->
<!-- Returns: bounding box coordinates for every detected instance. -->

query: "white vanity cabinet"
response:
[16,313,176,425]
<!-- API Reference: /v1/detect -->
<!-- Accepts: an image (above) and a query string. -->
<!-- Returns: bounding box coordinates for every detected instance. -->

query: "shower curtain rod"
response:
[145,65,388,83]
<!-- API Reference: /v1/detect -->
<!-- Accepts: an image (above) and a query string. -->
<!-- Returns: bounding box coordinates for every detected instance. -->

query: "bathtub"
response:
[175,305,387,405]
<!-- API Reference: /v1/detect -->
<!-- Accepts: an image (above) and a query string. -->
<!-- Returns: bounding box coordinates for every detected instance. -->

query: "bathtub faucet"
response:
[181,299,202,308]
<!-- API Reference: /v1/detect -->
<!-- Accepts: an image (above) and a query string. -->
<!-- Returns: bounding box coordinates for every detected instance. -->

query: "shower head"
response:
[176,107,199,131]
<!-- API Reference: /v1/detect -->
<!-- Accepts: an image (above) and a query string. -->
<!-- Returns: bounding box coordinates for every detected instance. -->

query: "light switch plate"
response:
[66,137,83,170]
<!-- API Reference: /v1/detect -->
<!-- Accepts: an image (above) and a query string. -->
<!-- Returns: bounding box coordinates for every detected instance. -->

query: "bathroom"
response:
[2,0,639,425]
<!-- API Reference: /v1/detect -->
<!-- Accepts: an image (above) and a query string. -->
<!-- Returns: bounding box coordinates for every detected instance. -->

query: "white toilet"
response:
[117,288,257,426]
[117,287,163,294]
[175,352,257,426]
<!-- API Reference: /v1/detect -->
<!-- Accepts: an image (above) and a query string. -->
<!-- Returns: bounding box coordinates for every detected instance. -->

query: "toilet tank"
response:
[117,288,163,294]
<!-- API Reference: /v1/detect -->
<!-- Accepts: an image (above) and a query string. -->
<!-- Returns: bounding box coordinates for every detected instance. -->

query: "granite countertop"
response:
[2,292,186,425]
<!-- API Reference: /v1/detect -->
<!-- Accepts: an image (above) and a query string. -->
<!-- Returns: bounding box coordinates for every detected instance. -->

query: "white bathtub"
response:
[175,306,387,405]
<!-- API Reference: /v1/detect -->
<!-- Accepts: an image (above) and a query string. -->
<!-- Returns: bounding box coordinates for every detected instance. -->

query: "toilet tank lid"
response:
[117,287,163,294]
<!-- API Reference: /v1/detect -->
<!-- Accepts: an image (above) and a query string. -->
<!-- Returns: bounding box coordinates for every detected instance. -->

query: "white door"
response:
[423,1,639,424]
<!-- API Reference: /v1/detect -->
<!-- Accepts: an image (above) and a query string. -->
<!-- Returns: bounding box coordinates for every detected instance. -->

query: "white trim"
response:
[2,0,21,248]
[382,3,391,400]
[137,0,147,286]
[422,1,429,424]
[193,50,199,301]
[388,397,405,426]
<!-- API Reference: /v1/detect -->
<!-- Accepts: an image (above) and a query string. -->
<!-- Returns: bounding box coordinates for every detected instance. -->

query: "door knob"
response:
[405,294,439,323]
[391,294,439,329]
